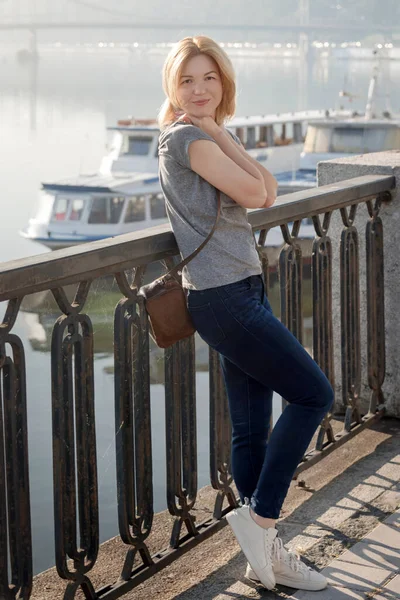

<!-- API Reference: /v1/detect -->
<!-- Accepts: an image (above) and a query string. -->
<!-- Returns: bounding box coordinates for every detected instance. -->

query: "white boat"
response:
[102,111,339,177]
[278,56,400,194]
[20,173,163,250]
[21,111,347,250]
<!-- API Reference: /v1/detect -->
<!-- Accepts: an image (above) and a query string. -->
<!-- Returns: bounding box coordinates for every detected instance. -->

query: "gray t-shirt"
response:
[158,122,261,290]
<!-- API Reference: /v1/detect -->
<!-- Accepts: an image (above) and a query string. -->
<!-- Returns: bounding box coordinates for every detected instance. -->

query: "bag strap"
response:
[167,190,221,279]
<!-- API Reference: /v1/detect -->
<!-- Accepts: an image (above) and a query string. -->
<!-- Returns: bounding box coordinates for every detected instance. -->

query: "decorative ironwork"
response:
[114,266,154,581]
[165,335,197,548]
[0,174,395,599]
[256,226,283,421]
[51,282,99,599]
[0,297,32,600]
[279,221,303,343]
[366,196,386,415]
[340,205,362,431]
[209,348,236,519]
[312,213,336,451]
[257,228,270,291]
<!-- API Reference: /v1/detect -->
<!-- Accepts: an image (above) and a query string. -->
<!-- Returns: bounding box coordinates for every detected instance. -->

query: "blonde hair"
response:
[158,36,236,130]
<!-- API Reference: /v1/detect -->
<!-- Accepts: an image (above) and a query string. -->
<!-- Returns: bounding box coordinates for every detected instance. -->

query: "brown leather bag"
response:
[138,191,221,348]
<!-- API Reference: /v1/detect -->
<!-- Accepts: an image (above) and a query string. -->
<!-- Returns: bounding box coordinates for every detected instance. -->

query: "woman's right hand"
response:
[176,113,222,140]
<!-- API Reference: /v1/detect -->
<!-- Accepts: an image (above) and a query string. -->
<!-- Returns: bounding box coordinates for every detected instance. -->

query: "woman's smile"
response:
[193,99,210,106]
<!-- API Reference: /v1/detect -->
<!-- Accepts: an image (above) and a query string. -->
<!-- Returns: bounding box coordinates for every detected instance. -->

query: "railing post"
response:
[318,151,400,417]
[0,298,32,599]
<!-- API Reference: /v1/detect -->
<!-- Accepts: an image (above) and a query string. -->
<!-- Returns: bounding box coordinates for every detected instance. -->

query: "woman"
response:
[157,35,333,592]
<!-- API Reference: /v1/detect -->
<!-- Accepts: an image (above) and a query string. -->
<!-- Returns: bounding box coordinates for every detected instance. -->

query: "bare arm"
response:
[183,117,268,209]
[222,129,278,208]
[188,140,267,209]
[208,128,266,190]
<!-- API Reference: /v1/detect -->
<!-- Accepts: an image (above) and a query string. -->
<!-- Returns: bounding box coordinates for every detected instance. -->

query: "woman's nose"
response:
[193,82,206,95]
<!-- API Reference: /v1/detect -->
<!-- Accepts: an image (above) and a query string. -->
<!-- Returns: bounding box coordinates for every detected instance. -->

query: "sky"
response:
[0,1,395,25]
[1,1,398,42]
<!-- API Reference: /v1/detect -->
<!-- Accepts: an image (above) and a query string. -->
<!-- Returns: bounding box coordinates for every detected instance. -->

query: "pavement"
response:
[31,419,400,599]
[291,509,400,600]
[219,508,400,600]
[168,419,400,600]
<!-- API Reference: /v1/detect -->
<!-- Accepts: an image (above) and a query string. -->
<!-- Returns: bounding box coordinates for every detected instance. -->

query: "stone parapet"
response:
[318,150,400,417]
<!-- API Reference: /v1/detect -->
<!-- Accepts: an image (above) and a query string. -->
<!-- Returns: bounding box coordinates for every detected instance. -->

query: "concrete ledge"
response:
[318,151,400,417]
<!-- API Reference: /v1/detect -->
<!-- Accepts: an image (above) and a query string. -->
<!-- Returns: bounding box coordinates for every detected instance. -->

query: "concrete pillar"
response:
[318,151,400,417]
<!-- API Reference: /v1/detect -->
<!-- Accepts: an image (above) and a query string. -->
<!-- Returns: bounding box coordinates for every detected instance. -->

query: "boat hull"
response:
[19,230,110,250]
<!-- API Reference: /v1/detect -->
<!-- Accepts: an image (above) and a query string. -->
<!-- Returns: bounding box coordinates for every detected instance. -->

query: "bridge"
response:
[0,0,398,38]
[0,21,398,35]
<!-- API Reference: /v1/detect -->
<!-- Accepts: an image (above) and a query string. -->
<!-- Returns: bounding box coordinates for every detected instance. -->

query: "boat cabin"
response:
[100,111,340,175]
[21,173,166,250]
[22,111,351,250]
[302,119,400,160]
[101,119,160,174]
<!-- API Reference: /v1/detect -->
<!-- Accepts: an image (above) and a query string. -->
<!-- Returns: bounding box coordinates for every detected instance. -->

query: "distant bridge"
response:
[0,21,398,35]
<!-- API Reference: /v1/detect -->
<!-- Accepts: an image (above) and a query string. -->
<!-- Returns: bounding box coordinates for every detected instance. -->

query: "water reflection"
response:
[20,257,314,376]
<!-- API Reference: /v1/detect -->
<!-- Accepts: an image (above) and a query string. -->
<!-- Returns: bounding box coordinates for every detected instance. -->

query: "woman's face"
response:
[175,54,223,119]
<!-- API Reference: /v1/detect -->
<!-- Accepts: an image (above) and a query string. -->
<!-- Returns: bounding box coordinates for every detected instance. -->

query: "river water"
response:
[0,41,398,574]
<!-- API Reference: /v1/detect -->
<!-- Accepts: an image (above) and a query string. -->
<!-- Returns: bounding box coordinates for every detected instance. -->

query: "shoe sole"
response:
[226,512,275,590]
[245,573,264,587]
[275,575,328,591]
[246,572,327,591]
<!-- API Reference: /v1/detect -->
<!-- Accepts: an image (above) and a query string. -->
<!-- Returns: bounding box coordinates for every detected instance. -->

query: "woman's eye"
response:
[181,77,215,84]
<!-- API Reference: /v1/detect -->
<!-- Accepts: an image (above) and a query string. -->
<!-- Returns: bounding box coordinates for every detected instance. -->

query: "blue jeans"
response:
[187,274,333,519]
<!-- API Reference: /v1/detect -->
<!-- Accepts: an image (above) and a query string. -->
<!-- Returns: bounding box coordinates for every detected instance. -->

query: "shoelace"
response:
[272,537,310,574]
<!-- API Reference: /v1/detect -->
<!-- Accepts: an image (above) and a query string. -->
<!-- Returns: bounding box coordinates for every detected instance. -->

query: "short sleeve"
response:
[226,128,242,146]
[158,123,217,169]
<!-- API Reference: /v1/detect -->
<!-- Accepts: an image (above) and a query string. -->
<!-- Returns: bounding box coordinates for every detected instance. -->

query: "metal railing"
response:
[0,173,394,599]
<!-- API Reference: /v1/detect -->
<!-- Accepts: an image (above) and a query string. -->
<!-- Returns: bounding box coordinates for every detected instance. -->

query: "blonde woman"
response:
[158,35,333,592]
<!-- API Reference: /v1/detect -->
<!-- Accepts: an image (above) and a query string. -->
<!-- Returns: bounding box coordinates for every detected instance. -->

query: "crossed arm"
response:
[184,115,278,210]
[220,127,278,208]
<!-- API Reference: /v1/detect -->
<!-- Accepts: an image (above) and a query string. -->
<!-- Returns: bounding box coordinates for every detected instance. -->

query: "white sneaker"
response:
[226,504,277,590]
[245,536,327,591]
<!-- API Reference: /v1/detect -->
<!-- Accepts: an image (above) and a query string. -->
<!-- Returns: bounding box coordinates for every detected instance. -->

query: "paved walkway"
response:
[31,421,400,599]
[292,509,400,600]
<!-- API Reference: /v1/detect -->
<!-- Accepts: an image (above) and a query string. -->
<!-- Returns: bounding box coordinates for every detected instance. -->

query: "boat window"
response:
[88,196,125,224]
[150,193,166,219]
[69,198,85,221]
[331,128,365,153]
[275,123,294,147]
[385,128,400,150]
[303,126,332,153]
[51,196,70,221]
[123,136,153,156]
[363,128,394,152]
[124,196,146,222]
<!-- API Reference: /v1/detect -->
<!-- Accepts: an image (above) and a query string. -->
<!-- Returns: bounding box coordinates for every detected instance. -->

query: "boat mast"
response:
[365,51,380,120]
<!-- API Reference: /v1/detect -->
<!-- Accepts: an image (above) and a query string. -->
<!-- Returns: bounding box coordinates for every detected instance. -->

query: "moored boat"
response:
[278,55,400,194]
[21,111,349,250]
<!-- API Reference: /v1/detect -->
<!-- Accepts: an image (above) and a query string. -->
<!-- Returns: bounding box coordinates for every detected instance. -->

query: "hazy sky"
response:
[1,0,277,24]
[1,1,398,32]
